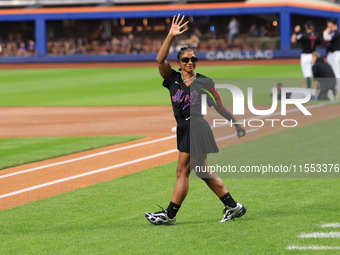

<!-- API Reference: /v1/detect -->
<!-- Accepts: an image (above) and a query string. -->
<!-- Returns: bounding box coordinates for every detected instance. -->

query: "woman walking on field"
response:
[145,14,247,225]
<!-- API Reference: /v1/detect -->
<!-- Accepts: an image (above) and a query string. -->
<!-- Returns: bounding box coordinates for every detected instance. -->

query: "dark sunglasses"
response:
[180,57,198,63]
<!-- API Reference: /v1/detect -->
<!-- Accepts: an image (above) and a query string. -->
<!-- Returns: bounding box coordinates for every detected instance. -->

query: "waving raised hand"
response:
[156,14,189,80]
[169,14,189,36]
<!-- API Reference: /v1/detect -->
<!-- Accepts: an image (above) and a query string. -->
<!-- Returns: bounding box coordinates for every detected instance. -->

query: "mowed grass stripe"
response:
[0,117,339,255]
[0,64,301,106]
[0,136,142,170]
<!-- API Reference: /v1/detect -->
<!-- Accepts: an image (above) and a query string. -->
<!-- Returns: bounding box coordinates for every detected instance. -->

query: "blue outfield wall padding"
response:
[287,6,339,18]
[279,10,290,51]
[0,49,327,64]
[35,19,47,56]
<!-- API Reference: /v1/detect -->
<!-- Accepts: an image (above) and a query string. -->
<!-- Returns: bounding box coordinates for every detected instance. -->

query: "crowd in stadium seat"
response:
[0,35,279,57]
[46,34,164,56]
[0,22,279,57]
[0,33,36,56]
[43,34,278,57]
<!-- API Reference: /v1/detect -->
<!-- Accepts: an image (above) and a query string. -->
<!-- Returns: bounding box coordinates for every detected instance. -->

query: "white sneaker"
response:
[219,202,247,222]
[145,207,177,225]
[336,90,340,100]
[327,90,335,101]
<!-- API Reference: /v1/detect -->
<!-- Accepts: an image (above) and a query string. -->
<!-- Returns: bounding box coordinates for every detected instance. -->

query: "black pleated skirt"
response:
[176,117,219,154]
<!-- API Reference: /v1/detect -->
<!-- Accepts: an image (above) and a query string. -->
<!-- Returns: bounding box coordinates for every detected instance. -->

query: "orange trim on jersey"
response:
[0,1,340,15]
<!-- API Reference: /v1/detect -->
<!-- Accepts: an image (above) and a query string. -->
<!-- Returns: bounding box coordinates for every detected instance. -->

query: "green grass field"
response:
[0,136,142,170]
[0,63,339,254]
[207,116,340,179]
[0,117,339,255]
[0,64,302,106]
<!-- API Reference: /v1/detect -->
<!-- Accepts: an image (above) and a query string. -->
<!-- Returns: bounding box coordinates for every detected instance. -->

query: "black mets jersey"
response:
[326,30,340,53]
[162,70,221,123]
[296,32,321,53]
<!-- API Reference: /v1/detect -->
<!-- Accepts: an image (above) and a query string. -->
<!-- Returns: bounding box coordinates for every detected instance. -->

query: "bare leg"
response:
[170,152,191,205]
[192,154,228,198]
[145,152,190,225]
[171,153,229,204]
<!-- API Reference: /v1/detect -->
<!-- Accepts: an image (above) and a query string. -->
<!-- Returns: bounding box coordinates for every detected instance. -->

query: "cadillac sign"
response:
[205,50,274,60]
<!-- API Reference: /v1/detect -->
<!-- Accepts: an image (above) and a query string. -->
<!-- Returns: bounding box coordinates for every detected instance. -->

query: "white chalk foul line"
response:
[0,149,178,199]
[215,128,259,142]
[287,245,340,250]
[0,134,176,179]
[0,101,331,200]
[322,223,340,228]
[2,102,327,180]
[299,232,340,238]
[0,124,259,199]
[287,223,340,251]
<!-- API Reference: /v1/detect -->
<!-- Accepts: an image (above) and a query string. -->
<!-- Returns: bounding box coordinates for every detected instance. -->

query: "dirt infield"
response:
[1,104,339,210]
[0,106,175,137]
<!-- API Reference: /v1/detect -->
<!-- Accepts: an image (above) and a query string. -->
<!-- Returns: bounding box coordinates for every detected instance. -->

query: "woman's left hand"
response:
[235,125,246,139]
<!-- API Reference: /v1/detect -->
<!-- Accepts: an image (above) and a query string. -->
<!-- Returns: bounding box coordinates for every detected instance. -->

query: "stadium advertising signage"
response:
[205,50,274,60]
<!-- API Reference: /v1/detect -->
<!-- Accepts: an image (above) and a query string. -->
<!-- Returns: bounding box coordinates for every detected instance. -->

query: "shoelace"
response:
[153,204,166,214]
[222,206,234,214]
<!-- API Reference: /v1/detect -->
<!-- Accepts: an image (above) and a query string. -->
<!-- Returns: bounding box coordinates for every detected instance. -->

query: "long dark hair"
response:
[177,46,196,71]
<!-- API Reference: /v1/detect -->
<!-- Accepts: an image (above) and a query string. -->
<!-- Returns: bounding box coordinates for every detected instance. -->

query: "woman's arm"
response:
[156,14,189,80]
[213,103,246,138]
